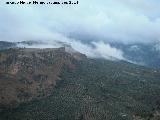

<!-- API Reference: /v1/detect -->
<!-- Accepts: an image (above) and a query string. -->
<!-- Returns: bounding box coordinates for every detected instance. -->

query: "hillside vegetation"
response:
[0,48,160,120]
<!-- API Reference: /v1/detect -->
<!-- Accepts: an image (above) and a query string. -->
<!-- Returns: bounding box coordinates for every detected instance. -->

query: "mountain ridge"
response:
[1,40,160,68]
[0,41,160,120]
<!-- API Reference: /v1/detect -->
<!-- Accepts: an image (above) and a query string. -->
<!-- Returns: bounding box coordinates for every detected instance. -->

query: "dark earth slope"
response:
[0,48,160,120]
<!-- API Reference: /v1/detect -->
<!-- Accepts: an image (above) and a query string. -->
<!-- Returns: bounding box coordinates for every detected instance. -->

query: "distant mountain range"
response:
[0,41,160,120]
[110,42,160,69]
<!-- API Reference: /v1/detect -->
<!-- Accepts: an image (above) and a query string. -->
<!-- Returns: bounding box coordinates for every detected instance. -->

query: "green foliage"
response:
[0,58,160,120]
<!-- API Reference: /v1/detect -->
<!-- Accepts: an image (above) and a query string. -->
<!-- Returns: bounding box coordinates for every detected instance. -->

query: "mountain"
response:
[0,46,160,120]
[109,42,160,69]
[1,41,160,68]
[0,47,86,106]
[66,34,160,68]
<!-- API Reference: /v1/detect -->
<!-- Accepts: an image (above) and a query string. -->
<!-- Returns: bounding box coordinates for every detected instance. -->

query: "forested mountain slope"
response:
[0,47,160,120]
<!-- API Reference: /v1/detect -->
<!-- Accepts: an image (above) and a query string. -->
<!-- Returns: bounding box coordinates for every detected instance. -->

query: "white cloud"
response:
[92,42,124,60]
[0,0,160,60]
[16,33,125,60]
[1,0,160,43]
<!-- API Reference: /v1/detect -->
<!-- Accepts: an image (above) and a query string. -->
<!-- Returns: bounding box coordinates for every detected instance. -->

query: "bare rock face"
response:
[0,47,86,106]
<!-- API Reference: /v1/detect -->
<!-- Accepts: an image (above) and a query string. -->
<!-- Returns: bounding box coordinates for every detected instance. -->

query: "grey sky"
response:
[0,0,160,59]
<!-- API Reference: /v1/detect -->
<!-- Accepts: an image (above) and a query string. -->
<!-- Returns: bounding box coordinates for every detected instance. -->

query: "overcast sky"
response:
[0,0,160,59]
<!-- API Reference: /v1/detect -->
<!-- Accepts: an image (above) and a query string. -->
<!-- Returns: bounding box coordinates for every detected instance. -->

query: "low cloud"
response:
[16,32,125,60]
[92,42,124,60]
[0,0,160,60]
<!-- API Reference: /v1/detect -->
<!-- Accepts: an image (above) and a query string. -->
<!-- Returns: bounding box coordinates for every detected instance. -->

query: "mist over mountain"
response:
[1,0,160,55]
[1,41,160,68]
[0,0,160,120]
